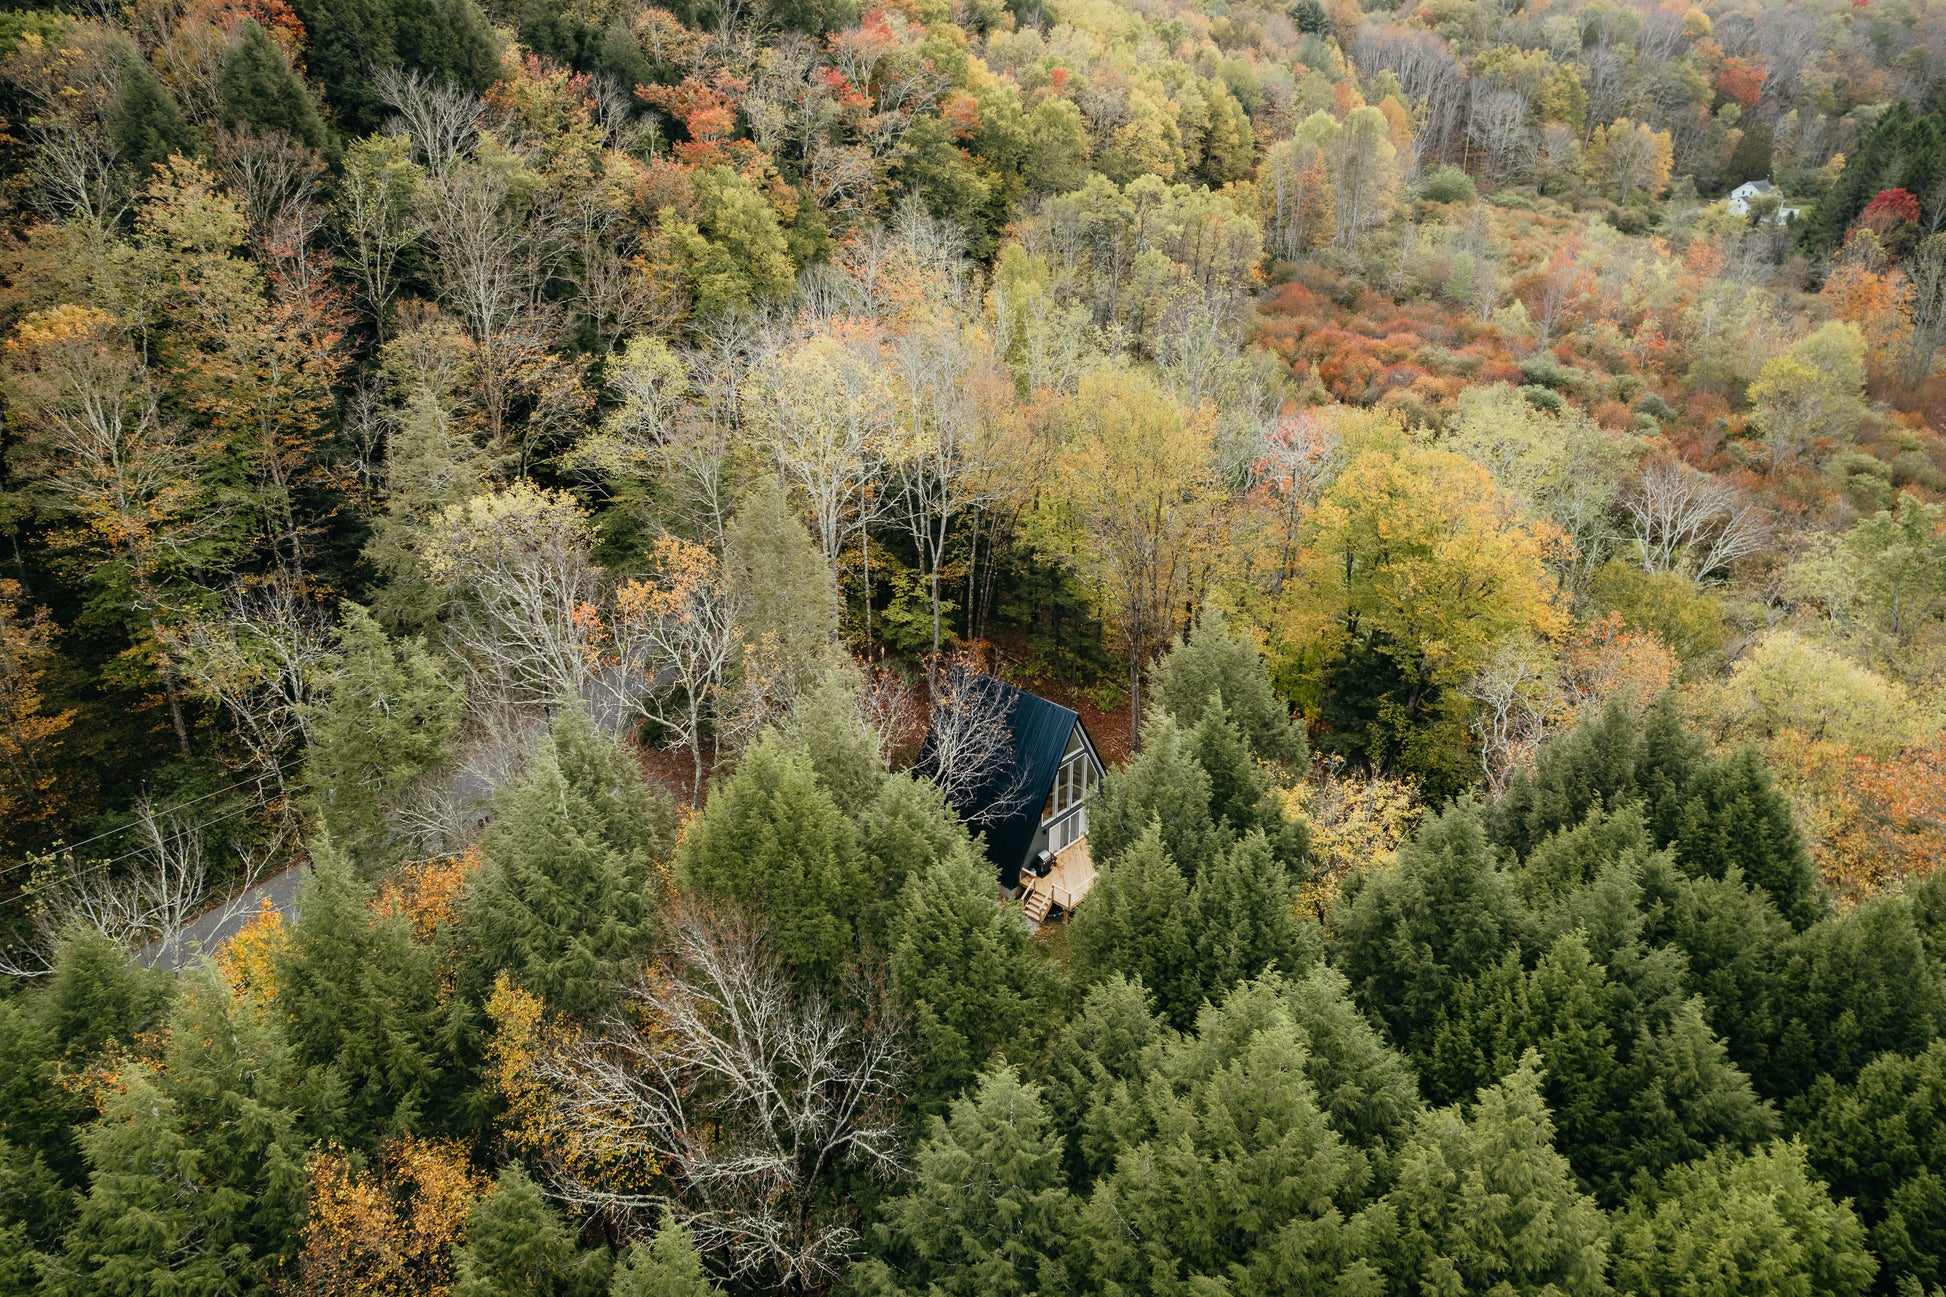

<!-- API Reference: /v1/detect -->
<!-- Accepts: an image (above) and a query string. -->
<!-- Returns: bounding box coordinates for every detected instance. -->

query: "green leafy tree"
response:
[305,602,465,868]
[454,1164,610,1297]
[675,731,862,982]
[659,168,796,318]
[858,1066,1078,1297]
[216,20,329,150]
[1612,1141,1876,1297]
[466,709,674,1016]
[1376,1052,1611,1296]
[610,1217,718,1297]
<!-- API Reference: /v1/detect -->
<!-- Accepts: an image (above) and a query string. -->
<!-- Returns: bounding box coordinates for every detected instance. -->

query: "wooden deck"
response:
[1022,837,1096,923]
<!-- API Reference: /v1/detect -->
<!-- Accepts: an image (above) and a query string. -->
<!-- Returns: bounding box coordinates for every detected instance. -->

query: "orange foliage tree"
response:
[291,1137,486,1297]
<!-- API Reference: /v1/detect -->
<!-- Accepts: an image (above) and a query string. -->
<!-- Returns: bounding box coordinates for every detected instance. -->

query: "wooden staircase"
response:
[1023,888,1054,923]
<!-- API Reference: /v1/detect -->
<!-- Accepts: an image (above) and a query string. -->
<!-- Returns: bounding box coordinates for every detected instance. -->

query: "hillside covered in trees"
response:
[2,0,1946,1290]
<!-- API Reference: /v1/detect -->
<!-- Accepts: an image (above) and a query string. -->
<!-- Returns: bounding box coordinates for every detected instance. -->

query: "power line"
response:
[0,758,304,889]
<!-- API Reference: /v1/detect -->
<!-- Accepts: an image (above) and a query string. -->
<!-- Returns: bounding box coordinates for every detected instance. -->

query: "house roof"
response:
[943,679,1083,877]
[1736,179,1775,194]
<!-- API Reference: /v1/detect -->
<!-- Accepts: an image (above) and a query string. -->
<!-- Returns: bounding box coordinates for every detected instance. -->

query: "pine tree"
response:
[1279,966,1424,1174]
[110,54,197,181]
[721,476,841,723]
[0,927,172,1195]
[466,709,671,1016]
[291,0,500,133]
[61,968,308,1292]
[610,1217,718,1297]
[1080,996,1365,1292]
[856,773,978,951]
[1087,712,1227,879]
[779,665,885,817]
[454,1165,609,1297]
[276,842,445,1148]
[1190,829,1320,1002]
[1669,746,1818,927]
[1041,975,1163,1187]
[305,602,465,868]
[890,849,1045,1110]
[861,1066,1078,1297]
[1151,607,1305,766]
[216,20,329,151]
[1613,1141,1876,1297]
[1068,821,1199,1027]
[1331,804,1531,1054]
[1377,1052,1610,1296]
[1802,1040,1946,1286]
[676,731,861,982]
[1190,699,1271,835]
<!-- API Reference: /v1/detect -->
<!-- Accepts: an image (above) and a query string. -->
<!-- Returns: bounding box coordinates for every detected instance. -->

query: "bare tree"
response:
[1624,461,1767,583]
[0,20,130,222]
[888,324,1012,671]
[171,577,336,807]
[422,481,603,715]
[914,663,1027,827]
[1,799,277,979]
[1465,638,1563,793]
[502,908,906,1290]
[375,67,486,178]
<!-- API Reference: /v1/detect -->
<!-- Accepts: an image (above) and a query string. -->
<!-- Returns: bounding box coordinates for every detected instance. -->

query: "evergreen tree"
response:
[60,969,308,1293]
[1489,697,1650,862]
[1667,746,1818,927]
[1067,821,1199,1026]
[1376,1052,1610,1296]
[454,1165,610,1297]
[890,849,1046,1110]
[1612,1141,1876,1297]
[1332,804,1531,1054]
[856,772,977,952]
[1087,712,1227,878]
[1763,891,1944,1097]
[1802,1040,1946,1286]
[305,601,465,868]
[1079,993,1367,1292]
[1041,975,1163,1187]
[466,709,671,1017]
[1188,699,1272,837]
[1190,829,1320,1001]
[0,926,172,1197]
[859,1066,1078,1297]
[110,53,197,181]
[1150,606,1306,765]
[291,0,501,133]
[676,731,862,982]
[216,20,330,151]
[276,842,446,1148]
[610,1217,718,1297]
[1279,966,1425,1175]
[779,665,885,817]
[721,477,840,715]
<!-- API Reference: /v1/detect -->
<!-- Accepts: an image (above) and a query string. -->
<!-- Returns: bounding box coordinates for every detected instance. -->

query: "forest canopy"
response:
[2,0,1946,1291]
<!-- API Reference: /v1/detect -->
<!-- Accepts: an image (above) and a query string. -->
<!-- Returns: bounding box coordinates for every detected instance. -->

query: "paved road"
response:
[138,863,307,971]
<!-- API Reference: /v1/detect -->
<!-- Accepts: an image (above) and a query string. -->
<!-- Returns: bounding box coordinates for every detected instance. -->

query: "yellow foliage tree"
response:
[1059,367,1225,737]
[291,1137,486,1297]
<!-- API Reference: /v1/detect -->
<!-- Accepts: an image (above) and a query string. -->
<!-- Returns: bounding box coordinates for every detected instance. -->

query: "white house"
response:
[1728,178,1802,223]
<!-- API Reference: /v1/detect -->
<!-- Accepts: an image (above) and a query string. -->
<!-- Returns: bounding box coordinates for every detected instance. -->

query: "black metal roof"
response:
[937,679,1082,886]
